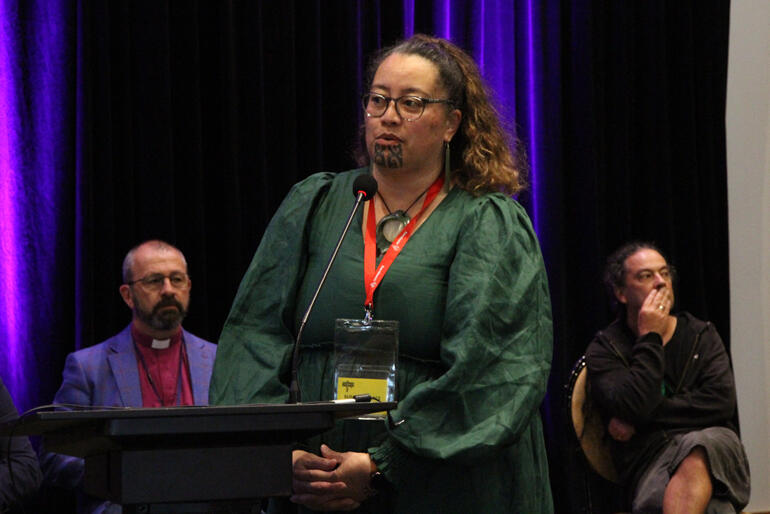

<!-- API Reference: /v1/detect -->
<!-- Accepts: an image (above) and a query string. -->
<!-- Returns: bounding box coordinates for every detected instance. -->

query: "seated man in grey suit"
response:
[41,240,217,513]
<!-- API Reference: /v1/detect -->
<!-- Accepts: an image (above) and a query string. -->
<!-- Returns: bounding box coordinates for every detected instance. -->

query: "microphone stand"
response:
[288,188,372,404]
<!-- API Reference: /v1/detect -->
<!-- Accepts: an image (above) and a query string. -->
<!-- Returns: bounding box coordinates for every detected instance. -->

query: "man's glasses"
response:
[127,273,190,291]
[362,93,454,122]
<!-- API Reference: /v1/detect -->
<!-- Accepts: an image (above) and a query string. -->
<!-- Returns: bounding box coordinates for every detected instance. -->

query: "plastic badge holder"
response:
[333,319,398,419]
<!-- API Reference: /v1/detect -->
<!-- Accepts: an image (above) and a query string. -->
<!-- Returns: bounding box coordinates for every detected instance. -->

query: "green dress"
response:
[210,168,554,513]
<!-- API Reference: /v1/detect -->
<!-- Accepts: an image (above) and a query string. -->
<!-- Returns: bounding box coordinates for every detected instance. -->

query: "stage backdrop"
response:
[0,1,732,512]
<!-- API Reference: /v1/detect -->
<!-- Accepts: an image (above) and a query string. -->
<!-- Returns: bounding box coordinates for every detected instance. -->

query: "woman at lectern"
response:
[210,34,553,513]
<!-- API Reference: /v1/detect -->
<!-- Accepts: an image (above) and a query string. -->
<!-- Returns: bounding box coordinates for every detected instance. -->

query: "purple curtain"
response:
[0,0,76,413]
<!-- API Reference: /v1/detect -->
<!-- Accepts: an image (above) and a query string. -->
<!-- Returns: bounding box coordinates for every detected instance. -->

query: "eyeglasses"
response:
[362,92,454,122]
[127,273,190,291]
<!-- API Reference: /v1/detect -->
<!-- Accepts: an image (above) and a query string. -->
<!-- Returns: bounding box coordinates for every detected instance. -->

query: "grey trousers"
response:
[631,426,750,514]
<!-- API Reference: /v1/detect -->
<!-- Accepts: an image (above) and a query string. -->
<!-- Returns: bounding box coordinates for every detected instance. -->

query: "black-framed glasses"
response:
[362,92,454,122]
[127,272,190,291]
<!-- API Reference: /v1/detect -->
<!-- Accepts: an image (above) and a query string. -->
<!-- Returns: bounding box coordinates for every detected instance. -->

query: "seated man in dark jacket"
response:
[586,242,750,513]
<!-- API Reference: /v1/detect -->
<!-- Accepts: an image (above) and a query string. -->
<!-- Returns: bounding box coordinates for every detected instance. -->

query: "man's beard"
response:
[135,296,187,331]
[373,143,403,168]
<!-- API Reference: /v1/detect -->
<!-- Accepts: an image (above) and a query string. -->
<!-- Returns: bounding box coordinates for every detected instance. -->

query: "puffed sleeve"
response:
[209,172,336,405]
[0,378,42,509]
[370,195,553,475]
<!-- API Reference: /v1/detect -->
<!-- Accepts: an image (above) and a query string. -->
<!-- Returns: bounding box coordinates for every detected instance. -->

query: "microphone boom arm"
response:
[288,190,370,404]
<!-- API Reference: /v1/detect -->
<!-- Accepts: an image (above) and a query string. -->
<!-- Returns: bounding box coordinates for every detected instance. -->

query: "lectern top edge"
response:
[0,401,397,436]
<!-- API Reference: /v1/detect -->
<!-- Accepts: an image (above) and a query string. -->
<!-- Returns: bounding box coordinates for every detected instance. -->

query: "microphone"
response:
[288,174,378,403]
[352,174,378,201]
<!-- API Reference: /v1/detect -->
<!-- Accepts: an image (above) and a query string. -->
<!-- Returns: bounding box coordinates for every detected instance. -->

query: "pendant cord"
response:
[377,180,434,217]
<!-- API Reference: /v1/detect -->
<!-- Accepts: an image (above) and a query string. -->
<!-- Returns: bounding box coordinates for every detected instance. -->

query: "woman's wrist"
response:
[363,453,388,498]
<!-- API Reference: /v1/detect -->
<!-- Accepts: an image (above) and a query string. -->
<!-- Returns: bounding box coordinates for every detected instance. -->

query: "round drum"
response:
[567,356,619,484]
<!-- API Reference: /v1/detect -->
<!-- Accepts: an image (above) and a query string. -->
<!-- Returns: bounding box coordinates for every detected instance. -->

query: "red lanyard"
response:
[364,175,444,316]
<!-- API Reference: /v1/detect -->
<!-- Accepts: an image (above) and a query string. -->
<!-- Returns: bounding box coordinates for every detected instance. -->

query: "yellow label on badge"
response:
[336,376,388,416]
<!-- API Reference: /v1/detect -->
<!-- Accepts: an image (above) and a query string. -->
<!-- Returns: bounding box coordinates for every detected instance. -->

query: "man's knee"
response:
[672,446,710,483]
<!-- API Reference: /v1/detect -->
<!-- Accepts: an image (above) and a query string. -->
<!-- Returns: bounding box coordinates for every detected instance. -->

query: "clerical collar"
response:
[151,338,170,349]
[131,324,183,350]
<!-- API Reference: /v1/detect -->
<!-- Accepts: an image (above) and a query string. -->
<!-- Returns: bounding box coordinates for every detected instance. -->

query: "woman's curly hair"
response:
[356,34,528,196]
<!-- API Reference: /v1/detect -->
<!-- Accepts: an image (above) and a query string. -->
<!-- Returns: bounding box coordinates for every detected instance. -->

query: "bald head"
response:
[119,240,191,338]
[122,240,187,284]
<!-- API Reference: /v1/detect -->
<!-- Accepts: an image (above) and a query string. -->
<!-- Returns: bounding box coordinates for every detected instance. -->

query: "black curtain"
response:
[62,1,732,513]
[543,3,731,511]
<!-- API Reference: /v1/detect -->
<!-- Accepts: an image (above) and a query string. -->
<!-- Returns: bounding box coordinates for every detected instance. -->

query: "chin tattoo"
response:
[374,143,403,168]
